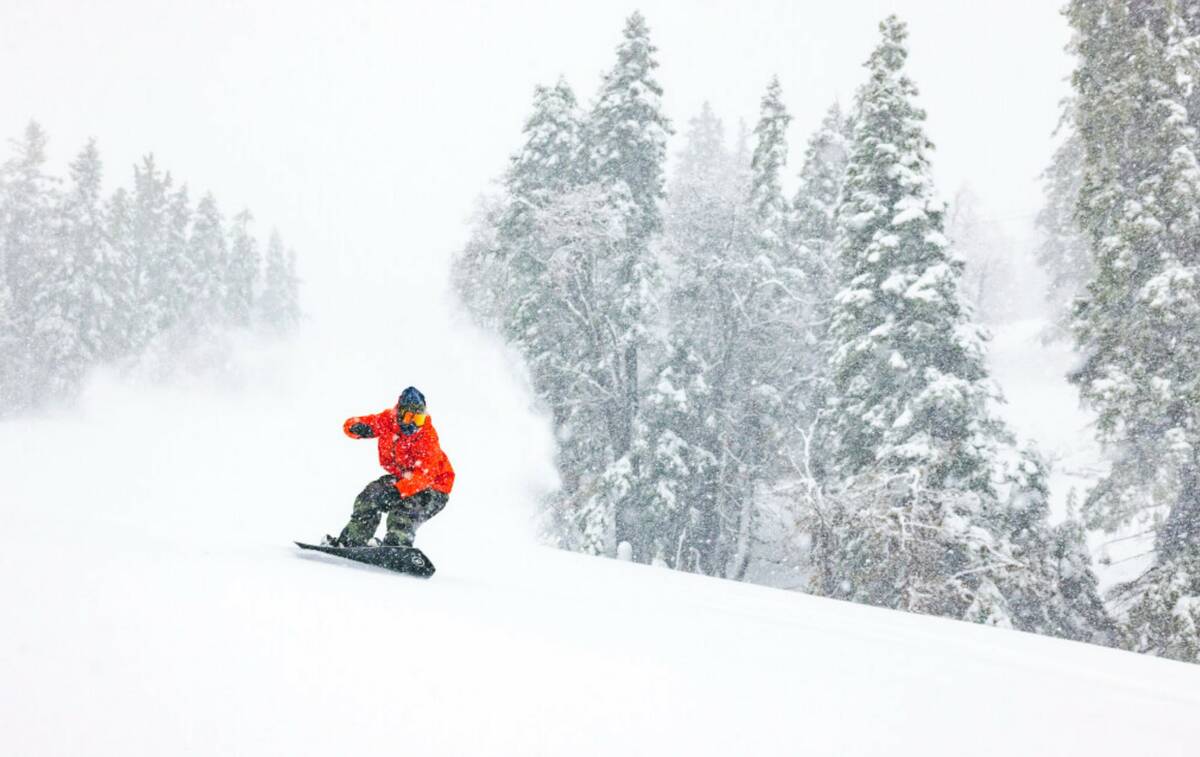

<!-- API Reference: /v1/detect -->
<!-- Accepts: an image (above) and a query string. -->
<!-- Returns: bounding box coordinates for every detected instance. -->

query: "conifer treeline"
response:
[456,9,1199,662]
[0,122,301,416]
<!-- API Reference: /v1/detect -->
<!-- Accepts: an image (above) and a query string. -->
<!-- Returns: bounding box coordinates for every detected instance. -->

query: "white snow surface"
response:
[0,261,1197,754]
[2,335,1199,756]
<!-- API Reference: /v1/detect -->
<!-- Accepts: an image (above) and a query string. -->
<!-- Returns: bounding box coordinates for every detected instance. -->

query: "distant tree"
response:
[1034,108,1090,339]
[791,101,852,342]
[947,185,1021,324]
[638,78,800,578]
[122,155,173,351]
[642,102,738,572]
[47,139,111,398]
[189,193,228,322]
[258,229,300,333]
[160,182,194,333]
[225,209,259,327]
[570,10,672,557]
[0,125,300,416]
[789,101,853,475]
[103,186,136,360]
[0,122,58,411]
[0,278,18,412]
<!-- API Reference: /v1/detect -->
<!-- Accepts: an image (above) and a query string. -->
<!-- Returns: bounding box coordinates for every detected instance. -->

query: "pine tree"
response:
[0,122,59,410]
[998,447,1111,642]
[571,11,672,557]
[283,246,301,329]
[490,79,605,549]
[500,78,584,379]
[827,16,1004,490]
[104,187,136,360]
[647,102,743,573]
[818,16,1072,627]
[1035,107,1090,339]
[790,101,853,473]
[46,139,111,398]
[705,76,797,579]
[634,343,718,571]
[190,193,228,323]
[1068,0,1200,662]
[225,209,259,327]
[456,82,582,337]
[642,82,799,578]
[123,154,172,351]
[161,182,194,332]
[792,102,852,339]
[258,229,300,333]
[0,277,18,414]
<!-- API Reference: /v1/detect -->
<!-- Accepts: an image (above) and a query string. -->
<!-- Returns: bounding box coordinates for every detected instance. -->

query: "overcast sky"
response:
[1,0,1071,309]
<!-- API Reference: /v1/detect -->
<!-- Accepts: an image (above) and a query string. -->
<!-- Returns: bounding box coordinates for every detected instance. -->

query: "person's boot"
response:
[321,534,343,547]
[382,531,414,548]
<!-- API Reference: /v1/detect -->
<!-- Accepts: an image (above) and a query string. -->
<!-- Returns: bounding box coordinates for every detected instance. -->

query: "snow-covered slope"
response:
[2,353,1199,757]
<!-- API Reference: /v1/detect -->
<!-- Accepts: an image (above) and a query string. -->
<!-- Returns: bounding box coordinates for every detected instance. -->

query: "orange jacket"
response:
[343,408,455,498]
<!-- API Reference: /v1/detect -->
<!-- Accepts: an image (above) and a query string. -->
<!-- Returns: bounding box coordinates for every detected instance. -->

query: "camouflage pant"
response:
[337,475,449,547]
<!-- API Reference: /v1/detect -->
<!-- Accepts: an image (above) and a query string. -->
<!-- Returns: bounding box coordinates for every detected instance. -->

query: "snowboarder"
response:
[323,386,455,548]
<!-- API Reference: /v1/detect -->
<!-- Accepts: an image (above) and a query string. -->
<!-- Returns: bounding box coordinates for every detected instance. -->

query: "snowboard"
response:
[294,541,436,578]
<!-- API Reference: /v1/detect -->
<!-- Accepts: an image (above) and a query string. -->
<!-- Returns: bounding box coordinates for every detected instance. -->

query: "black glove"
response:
[349,422,375,438]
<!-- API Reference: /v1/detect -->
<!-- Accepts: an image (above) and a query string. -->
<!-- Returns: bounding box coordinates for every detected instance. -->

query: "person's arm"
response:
[343,411,383,439]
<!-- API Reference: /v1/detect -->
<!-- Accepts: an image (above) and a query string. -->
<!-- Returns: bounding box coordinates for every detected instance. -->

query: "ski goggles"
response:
[401,410,427,427]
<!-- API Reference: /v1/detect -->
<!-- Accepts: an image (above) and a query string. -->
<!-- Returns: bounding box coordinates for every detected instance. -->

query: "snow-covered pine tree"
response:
[572,11,672,557]
[640,102,739,573]
[159,182,194,334]
[1067,0,1200,662]
[282,246,301,329]
[827,15,1004,491]
[789,101,853,476]
[455,83,581,337]
[0,277,17,414]
[819,16,1067,627]
[103,186,136,361]
[633,343,718,571]
[225,209,259,328]
[258,229,300,334]
[499,78,583,391]
[1035,106,1090,340]
[122,155,173,352]
[46,139,111,399]
[997,446,1111,643]
[527,182,629,555]
[190,193,228,324]
[1187,2,1200,142]
[705,75,797,579]
[0,122,59,410]
[453,193,507,331]
[662,102,740,286]
[644,81,798,578]
[791,102,852,343]
[749,77,792,255]
[484,78,612,550]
